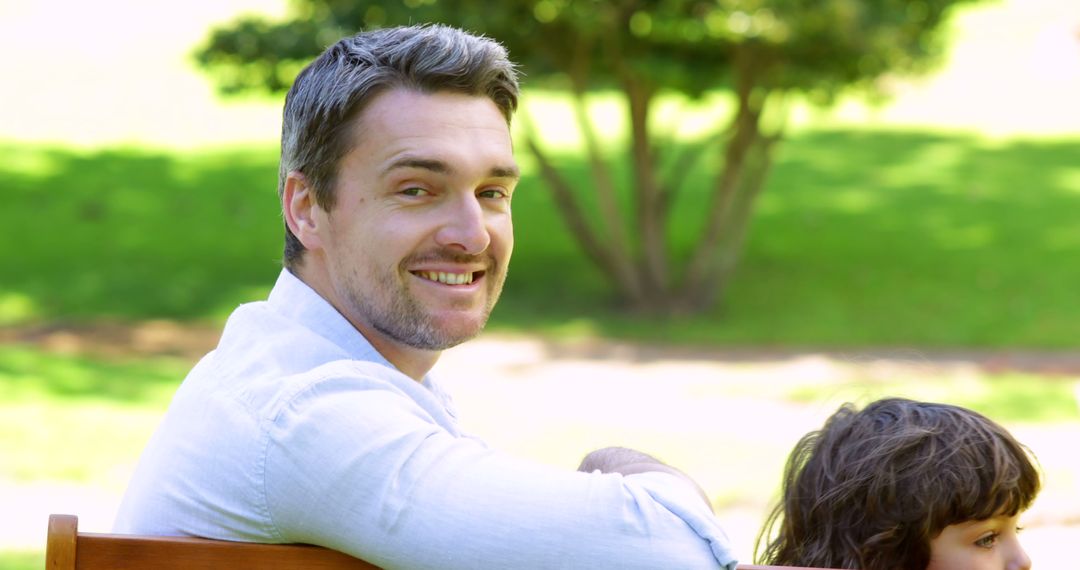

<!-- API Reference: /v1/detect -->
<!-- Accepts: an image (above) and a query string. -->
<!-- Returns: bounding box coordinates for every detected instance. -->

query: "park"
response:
[2,0,1079,567]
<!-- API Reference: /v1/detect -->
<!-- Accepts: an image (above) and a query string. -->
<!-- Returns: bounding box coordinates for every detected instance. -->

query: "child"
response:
[757,398,1040,570]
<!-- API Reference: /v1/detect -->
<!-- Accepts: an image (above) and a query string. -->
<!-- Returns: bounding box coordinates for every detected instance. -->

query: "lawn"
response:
[0,346,189,569]
[4,125,1079,347]
[0,346,185,484]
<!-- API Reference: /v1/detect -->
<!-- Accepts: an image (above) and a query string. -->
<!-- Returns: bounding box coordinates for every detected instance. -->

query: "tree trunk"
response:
[680,45,773,312]
[688,133,779,311]
[625,79,671,310]
[567,78,645,306]
[520,126,621,293]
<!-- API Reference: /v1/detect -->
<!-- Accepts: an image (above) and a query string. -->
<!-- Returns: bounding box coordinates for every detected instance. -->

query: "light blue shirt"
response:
[114,269,738,569]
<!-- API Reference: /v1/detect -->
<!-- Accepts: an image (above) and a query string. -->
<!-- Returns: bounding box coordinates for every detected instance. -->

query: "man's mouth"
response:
[412,270,481,285]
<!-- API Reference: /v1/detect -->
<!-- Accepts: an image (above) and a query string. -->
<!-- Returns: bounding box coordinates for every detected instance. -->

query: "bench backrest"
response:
[46,513,840,569]
[47,515,379,570]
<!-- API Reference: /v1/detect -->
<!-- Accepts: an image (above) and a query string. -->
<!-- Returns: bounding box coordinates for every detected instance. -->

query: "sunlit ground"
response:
[1,336,1077,566]
[438,337,1080,564]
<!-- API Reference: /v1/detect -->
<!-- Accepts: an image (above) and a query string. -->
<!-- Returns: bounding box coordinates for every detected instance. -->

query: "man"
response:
[114,24,736,569]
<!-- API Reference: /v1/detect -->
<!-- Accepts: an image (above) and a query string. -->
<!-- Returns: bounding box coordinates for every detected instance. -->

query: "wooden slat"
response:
[74,532,380,570]
[46,514,78,570]
[49,513,844,569]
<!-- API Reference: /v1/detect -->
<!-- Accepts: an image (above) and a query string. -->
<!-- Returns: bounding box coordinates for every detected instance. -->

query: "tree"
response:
[196,0,978,314]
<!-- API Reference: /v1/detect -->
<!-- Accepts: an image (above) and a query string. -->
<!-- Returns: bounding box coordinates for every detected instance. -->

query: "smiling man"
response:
[289,88,517,379]
[113,25,736,570]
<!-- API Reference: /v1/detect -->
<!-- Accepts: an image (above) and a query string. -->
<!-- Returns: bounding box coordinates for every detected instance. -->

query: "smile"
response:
[413,271,477,285]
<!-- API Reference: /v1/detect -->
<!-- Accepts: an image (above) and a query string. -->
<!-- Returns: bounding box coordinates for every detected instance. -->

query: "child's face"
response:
[926,513,1030,570]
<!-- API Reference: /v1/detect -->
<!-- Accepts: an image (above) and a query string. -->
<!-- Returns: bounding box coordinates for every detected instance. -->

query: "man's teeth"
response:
[418,271,474,285]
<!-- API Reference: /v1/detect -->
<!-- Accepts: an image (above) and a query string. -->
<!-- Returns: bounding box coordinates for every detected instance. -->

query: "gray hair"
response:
[278,24,520,268]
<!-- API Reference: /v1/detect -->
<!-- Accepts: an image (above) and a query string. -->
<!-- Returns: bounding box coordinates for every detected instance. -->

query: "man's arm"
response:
[578,446,714,510]
[263,367,737,570]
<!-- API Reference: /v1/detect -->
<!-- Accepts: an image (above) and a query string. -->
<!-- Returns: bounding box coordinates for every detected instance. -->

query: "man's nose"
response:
[434,193,490,254]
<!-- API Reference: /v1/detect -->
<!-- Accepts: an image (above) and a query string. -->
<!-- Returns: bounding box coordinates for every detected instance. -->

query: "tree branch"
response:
[567,36,645,304]
[681,44,768,302]
[519,115,629,298]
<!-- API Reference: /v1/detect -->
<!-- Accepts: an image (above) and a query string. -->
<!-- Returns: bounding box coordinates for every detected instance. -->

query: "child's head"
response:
[757,398,1040,570]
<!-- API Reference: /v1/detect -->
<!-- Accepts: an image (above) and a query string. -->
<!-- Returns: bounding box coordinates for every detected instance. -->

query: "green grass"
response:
[785,373,1080,423]
[0,144,283,323]
[0,550,40,570]
[0,346,186,484]
[500,129,1080,348]
[0,348,188,567]
[3,128,1080,347]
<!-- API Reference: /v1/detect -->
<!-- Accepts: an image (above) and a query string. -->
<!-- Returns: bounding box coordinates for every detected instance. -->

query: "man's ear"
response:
[283,171,324,251]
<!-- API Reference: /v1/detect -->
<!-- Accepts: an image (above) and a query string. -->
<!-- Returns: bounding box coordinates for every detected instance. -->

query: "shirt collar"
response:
[266,268,451,409]
[267,268,394,370]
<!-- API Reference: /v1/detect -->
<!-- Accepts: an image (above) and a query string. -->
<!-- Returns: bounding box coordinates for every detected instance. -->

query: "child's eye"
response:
[974,532,999,549]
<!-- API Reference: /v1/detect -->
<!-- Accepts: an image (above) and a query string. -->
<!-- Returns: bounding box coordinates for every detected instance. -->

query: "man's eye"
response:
[401,187,430,197]
[974,532,998,549]
[478,188,508,199]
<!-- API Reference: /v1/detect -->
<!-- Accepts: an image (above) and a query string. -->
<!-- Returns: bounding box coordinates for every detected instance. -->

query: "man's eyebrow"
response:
[380,156,520,180]
[382,157,451,177]
[489,165,521,180]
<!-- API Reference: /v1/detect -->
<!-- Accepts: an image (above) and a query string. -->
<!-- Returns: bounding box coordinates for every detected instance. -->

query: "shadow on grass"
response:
[1,144,283,323]
[3,131,1080,347]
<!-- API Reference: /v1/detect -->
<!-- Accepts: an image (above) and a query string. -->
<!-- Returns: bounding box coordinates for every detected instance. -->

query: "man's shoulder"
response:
[266,359,430,415]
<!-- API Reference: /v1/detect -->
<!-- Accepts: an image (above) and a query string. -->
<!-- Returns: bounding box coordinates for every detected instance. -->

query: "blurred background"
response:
[1,0,1078,567]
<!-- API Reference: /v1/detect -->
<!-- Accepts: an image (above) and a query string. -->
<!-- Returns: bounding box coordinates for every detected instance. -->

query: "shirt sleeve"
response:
[261,363,738,570]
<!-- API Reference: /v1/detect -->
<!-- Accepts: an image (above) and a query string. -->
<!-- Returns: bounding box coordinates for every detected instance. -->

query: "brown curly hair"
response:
[756,398,1040,570]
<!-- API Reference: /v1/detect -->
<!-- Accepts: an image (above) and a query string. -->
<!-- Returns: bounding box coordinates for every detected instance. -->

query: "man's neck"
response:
[364,338,439,382]
[291,264,438,382]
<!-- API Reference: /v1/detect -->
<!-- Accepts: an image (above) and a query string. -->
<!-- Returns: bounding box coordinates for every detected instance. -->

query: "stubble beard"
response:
[339,255,506,351]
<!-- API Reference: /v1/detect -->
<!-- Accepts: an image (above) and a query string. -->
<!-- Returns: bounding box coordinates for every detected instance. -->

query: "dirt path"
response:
[6,320,1080,376]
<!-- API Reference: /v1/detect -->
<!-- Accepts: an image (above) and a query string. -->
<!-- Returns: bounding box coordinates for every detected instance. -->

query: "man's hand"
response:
[578,446,713,511]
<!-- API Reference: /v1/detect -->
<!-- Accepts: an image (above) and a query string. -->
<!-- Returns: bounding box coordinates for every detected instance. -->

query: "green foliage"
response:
[195,0,974,101]
[196,17,331,93]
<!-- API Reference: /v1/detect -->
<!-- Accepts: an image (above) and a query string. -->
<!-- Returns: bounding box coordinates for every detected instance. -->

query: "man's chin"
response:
[424,312,489,347]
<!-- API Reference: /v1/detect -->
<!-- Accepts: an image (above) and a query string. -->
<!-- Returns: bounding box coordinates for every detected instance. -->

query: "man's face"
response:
[314,88,518,351]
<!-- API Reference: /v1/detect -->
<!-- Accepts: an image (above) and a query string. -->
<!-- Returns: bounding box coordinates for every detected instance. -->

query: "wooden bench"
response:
[46,513,837,569]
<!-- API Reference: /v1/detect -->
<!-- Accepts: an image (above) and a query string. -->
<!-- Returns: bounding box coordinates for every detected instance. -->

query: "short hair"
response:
[277,24,520,268]
[757,398,1040,570]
